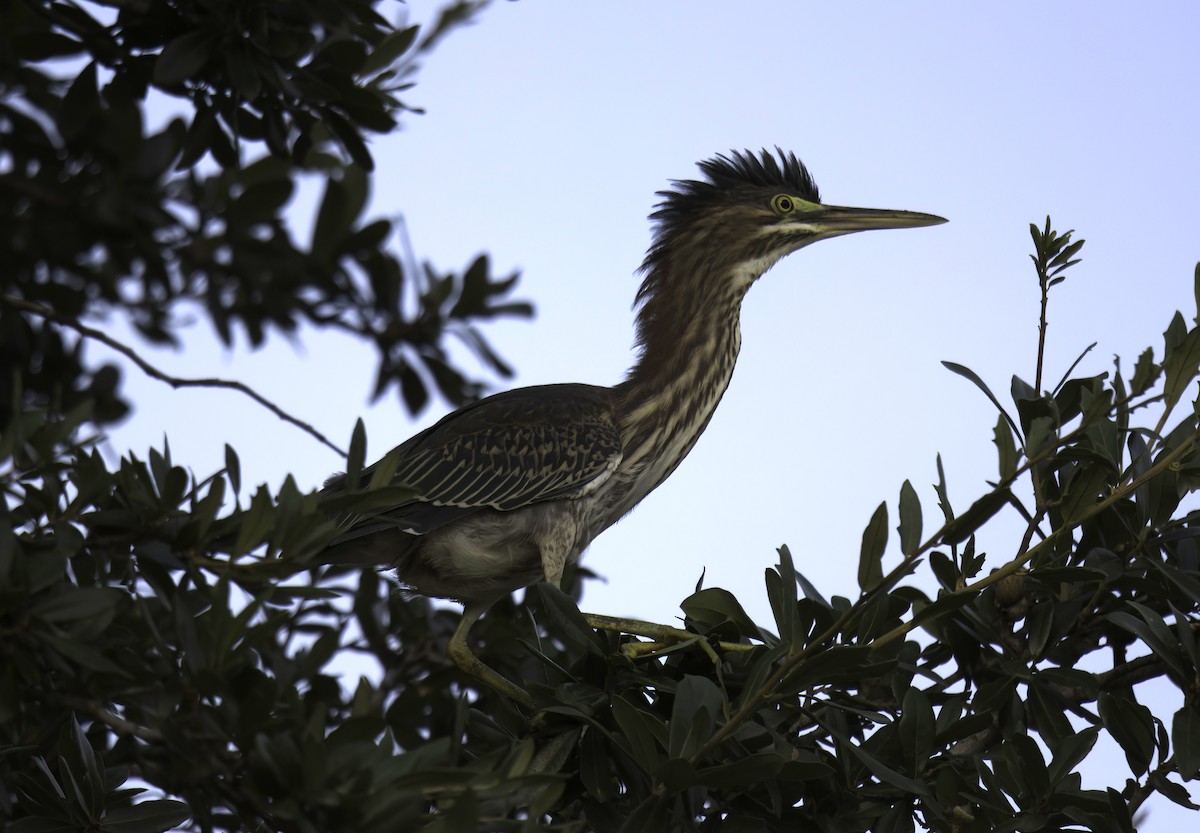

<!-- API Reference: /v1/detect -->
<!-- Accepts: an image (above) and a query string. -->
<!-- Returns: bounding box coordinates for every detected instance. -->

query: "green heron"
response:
[325,149,945,706]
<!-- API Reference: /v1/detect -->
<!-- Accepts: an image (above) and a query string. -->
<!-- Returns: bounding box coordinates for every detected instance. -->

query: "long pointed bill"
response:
[813,205,948,237]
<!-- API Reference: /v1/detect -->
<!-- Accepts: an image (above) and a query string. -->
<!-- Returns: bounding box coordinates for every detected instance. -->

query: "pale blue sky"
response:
[108,2,1199,822]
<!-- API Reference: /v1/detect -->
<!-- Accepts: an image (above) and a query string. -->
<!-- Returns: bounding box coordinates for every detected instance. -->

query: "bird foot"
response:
[582,613,754,663]
[447,633,534,708]
[448,604,535,709]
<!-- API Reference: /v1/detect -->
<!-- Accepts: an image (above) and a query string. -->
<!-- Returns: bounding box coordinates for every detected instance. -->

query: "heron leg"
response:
[539,522,574,589]
[448,601,534,708]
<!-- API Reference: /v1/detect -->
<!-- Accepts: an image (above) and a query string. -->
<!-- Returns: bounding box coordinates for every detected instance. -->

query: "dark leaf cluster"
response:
[1,0,526,434]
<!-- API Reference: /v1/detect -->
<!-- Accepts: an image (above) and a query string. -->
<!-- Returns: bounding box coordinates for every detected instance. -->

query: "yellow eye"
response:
[771,194,796,214]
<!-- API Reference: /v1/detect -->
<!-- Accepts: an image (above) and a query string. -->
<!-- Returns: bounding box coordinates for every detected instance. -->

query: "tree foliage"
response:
[1,0,529,429]
[4,3,1200,833]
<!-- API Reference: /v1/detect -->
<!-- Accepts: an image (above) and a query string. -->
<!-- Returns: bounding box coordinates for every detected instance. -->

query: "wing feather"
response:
[326,383,622,539]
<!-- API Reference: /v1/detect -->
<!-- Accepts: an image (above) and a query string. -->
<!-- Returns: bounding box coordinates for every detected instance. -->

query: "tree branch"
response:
[56,695,164,743]
[3,294,346,457]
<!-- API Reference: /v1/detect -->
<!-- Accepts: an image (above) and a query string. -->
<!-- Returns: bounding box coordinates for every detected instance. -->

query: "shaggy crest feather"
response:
[635,148,819,306]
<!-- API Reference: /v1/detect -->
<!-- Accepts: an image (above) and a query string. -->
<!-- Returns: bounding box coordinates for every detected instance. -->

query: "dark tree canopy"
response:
[1,0,529,427]
[3,3,1200,833]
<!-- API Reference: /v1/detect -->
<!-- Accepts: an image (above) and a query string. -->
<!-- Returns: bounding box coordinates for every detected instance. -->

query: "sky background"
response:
[106,1,1199,824]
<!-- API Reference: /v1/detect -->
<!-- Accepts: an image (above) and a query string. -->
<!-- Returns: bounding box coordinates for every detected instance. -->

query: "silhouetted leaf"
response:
[154,30,215,87]
[858,501,888,591]
[362,24,420,75]
[898,688,935,775]
[1098,692,1155,776]
[940,488,1012,545]
[102,800,192,833]
[31,587,122,625]
[668,676,720,759]
[943,361,1020,438]
[611,696,665,774]
[993,414,1018,480]
[1163,319,1200,411]
[1130,347,1160,396]
[1107,605,1191,686]
[897,480,923,557]
[681,587,762,639]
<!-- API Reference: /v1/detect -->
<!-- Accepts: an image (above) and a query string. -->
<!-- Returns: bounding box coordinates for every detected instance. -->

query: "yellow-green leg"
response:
[583,613,756,661]
[448,601,534,709]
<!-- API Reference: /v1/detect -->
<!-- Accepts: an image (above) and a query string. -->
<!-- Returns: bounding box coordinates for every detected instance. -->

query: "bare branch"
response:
[2,294,346,457]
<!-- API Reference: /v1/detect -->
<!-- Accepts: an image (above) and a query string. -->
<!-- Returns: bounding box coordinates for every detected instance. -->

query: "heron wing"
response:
[327,383,622,539]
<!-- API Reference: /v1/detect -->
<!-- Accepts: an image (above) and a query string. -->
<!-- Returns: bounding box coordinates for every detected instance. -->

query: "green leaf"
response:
[858,501,888,591]
[324,110,374,170]
[34,633,129,677]
[1025,566,1107,587]
[224,444,241,494]
[933,453,955,524]
[1098,692,1155,775]
[1024,415,1056,457]
[653,757,697,795]
[681,587,764,640]
[345,418,367,487]
[536,584,605,657]
[579,727,615,801]
[101,800,192,833]
[231,486,275,556]
[233,177,294,225]
[898,688,935,776]
[940,488,1011,545]
[312,167,369,261]
[1149,770,1200,810]
[993,414,1018,480]
[1130,347,1160,396]
[224,47,261,100]
[1107,605,1191,686]
[616,796,668,833]
[1026,676,1072,744]
[60,62,99,140]
[777,645,879,691]
[1194,262,1200,324]
[1173,706,1200,779]
[1047,726,1100,786]
[31,587,123,624]
[696,753,790,788]
[611,696,665,774]
[68,717,103,819]
[1004,733,1050,803]
[153,30,215,88]
[432,789,478,833]
[1163,321,1200,411]
[909,590,975,634]
[819,715,929,797]
[668,675,720,759]
[942,361,1020,438]
[1060,462,1109,524]
[897,480,923,557]
[766,546,798,644]
[362,24,420,75]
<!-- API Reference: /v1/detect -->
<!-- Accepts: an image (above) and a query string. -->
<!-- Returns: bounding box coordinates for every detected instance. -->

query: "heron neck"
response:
[609,274,749,507]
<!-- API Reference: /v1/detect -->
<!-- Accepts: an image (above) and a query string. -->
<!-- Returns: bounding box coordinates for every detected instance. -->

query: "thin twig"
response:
[2,294,346,457]
[56,695,164,742]
[1036,270,1050,395]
